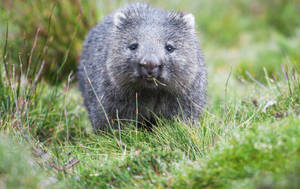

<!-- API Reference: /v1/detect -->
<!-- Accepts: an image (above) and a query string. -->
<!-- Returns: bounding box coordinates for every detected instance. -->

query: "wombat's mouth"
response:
[139,76,167,87]
[143,76,154,81]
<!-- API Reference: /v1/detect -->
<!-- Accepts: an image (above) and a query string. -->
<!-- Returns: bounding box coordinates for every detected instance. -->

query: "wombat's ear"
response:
[183,13,195,29]
[113,11,126,27]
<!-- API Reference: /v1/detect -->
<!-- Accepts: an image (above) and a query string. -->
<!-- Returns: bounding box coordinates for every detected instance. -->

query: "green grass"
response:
[1,0,300,188]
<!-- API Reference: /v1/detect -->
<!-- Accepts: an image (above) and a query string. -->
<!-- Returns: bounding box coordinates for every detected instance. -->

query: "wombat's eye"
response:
[128,43,139,51]
[165,44,175,53]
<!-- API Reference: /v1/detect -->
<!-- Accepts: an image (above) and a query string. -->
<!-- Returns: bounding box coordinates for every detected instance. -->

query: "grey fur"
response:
[78,3,207,132]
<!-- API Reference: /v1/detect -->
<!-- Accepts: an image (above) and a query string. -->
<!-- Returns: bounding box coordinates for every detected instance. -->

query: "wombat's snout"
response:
[138,56,163,78]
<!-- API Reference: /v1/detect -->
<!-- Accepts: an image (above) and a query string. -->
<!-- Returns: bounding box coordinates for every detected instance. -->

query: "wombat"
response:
[78,3,207,132]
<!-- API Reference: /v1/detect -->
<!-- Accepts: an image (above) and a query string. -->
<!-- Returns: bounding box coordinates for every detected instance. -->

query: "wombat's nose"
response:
[139,57,162,77]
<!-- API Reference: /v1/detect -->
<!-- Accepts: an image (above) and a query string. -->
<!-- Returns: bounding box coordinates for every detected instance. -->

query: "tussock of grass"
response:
[173,117,300,188]
[0,0,99,83]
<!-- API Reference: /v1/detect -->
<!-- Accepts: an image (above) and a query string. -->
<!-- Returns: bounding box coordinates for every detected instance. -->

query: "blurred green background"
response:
[1,0,300,83]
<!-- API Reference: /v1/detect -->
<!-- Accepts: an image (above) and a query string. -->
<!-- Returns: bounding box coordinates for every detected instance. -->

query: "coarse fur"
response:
[78,3,207,132]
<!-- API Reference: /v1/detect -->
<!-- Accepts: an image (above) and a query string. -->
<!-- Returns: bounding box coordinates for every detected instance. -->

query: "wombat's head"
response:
[107,3,202,92]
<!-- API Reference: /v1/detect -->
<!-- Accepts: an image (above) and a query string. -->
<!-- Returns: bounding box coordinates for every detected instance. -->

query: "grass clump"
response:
[173,117,300,189]
[0,27,88,144]
[1,0,98,83]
